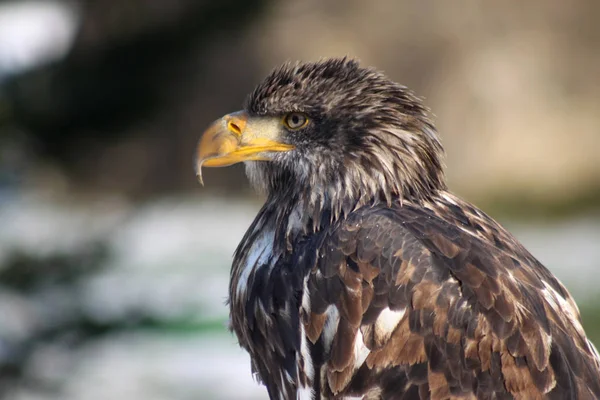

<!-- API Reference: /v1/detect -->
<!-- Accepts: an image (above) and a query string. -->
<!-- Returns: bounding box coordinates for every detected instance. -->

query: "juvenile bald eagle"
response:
[196,58,600,399]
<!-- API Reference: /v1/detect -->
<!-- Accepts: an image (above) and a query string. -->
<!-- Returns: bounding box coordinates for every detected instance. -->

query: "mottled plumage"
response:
[197,58,600,399]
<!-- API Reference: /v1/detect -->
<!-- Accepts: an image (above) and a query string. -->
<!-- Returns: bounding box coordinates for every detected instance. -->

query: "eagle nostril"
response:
[228,121,242,136]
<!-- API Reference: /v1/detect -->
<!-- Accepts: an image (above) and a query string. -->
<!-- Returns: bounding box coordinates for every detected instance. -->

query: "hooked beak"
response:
[195,111,294,185]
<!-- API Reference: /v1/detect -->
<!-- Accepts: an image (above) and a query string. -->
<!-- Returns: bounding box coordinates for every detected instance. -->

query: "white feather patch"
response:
[374,307,405,343]
[542,280,585,337]
[588,339,600,368]
[237,228,275,297]
[298,323,315,399]
[354,329,370,368]
[301,275,311,315]
[297,386,314,400]
[322,305,340,354]
[441,192,459,206]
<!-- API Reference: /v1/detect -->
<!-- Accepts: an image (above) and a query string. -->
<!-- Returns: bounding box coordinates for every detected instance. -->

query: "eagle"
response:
[196,58,600,399]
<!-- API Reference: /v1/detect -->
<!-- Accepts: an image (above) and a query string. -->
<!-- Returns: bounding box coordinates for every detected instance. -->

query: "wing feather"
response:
[304,198,600,398]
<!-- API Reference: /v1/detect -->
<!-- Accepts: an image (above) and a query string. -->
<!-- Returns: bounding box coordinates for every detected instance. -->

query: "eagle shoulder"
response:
[303,198,600,399]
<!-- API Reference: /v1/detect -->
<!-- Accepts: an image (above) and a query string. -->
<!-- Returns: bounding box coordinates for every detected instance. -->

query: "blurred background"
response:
[0,0,599,399]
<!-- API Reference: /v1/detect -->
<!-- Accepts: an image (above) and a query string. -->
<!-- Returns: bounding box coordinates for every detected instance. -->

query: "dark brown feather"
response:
[292,195,600,398]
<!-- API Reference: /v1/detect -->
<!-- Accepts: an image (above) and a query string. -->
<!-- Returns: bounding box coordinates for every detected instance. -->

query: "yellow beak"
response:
[196,111,294,184]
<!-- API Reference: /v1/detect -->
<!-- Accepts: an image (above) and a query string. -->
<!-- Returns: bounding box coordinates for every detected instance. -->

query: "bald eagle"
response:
[196,58,600,399]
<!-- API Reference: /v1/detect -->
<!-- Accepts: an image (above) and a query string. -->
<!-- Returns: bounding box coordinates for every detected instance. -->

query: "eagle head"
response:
[197,58,446,220]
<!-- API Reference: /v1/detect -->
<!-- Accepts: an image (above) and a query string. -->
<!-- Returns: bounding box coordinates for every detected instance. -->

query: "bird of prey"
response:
[196,58,600,399]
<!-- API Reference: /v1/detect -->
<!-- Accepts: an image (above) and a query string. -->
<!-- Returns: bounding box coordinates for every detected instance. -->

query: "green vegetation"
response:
[473,186,600,222]
[580,302,600,348]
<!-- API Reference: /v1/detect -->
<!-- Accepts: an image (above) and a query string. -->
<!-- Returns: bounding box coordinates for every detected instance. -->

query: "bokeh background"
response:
[0,1,599,399]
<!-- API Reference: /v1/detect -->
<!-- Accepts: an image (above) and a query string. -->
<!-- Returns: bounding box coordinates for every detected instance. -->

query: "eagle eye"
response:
[283,112,309,130]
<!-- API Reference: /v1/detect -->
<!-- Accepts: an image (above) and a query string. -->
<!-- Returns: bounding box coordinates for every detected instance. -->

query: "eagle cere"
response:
[196,58,600,399]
